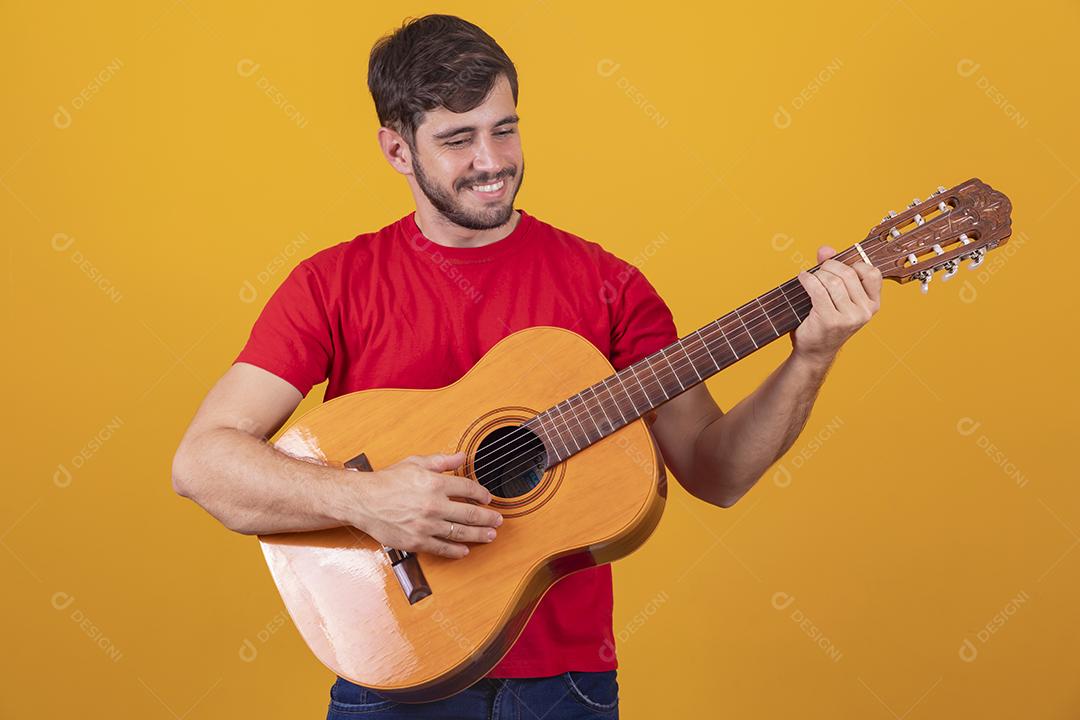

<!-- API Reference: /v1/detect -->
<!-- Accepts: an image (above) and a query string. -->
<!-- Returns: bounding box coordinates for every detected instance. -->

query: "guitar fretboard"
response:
[524,275,814,468]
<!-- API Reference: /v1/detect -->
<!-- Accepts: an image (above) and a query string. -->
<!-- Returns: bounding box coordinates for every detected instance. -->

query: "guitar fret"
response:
[781,280,807,323]
[695,328,719,369]
[756,296,779,337]
[601,377,628,425]
[614,373,641,416]
[658,347,682,392]
[556,400,581,452]
[680,340,702,381]
[627,362,651,409]
[642,353,667,400]
[536,410,567,459]
[579,391,603,437]
[734,307,758,349]
[568,396,594,445]
[587,385,614,434]
[779,283,799,318]
[715,320,739,359]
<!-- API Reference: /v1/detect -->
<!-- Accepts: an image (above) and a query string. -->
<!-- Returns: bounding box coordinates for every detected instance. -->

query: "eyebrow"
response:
[431,114,520,140]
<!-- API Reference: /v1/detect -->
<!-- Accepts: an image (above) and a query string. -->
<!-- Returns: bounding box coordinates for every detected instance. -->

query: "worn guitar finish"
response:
[259,178,1013,702]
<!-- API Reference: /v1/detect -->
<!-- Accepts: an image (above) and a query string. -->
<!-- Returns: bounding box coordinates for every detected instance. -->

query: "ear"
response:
[377,126,414,176]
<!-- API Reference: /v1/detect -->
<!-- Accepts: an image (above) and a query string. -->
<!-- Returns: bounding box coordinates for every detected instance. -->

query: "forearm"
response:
[172,427,355,535]
[689,350,833,506]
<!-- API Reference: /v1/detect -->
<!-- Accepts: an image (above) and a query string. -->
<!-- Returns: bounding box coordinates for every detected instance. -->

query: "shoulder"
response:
[292,213,408,278]
[531,212,667,300]
[525,211,636,275]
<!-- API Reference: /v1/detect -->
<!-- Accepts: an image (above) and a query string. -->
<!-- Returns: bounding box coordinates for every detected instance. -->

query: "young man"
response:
[172,14,881,719]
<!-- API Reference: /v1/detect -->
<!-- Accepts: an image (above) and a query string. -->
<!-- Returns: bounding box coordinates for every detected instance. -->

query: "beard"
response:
[411,154,524,231]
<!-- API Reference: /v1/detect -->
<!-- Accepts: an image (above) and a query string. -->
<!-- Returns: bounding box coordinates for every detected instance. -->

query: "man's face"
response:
[409,74,524,230]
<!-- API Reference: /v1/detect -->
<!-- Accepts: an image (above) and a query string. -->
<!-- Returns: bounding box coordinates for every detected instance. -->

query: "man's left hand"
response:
[792,245,883,366]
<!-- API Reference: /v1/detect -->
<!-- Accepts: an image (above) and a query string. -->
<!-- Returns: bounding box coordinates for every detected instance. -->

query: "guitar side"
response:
[258,325,667,701]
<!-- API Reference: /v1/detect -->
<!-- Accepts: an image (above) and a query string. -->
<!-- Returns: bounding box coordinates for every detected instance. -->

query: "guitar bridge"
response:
[344,452,432,605]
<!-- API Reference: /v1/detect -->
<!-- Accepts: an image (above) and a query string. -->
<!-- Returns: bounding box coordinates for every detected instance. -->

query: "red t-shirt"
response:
[234,208,678,678]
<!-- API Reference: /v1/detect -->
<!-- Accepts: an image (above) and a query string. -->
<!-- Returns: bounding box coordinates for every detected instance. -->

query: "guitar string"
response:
[468,236,907,483]
[468,237,912,487]
[468,238,905,489]
[471,291,821,489]
[473,224,981,488]
[469,232,968,495]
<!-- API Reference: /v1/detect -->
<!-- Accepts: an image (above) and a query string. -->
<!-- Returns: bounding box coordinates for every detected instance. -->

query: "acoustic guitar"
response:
[259,178,1013,701]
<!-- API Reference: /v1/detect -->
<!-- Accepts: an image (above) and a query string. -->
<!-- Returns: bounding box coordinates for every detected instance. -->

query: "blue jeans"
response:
[326,671,619,719]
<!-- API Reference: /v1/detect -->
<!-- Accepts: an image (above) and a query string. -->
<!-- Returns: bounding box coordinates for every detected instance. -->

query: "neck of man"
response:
[413,197,520,250]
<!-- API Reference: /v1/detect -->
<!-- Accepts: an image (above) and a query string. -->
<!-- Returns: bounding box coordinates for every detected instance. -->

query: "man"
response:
[171,13,881,719]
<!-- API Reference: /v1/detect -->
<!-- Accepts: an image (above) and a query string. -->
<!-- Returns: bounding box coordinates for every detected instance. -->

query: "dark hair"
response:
[367,14,519,148]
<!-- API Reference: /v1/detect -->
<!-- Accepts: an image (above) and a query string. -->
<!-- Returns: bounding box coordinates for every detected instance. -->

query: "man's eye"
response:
[497,129,516,136]
[446,138,469,148]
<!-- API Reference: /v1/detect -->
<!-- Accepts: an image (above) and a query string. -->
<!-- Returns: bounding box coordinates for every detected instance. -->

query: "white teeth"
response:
[471,180,504,193]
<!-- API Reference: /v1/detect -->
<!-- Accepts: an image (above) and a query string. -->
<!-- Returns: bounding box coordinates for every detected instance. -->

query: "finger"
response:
[816,245,838,264]
[821,259,868,312]
[814,266,858,314]
[442,498,503,528]
[852,262,883,306]
[420,537,470,559]
[411,451,466,473]
[442,475,493,505]
[438,516,497,544]
[797,270,838,313]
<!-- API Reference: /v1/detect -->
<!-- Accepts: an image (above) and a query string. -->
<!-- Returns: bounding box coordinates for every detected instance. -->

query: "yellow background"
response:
[3,1,1076,717]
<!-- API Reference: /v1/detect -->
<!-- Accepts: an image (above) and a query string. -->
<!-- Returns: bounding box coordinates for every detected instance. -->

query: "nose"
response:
[471,134,499,175]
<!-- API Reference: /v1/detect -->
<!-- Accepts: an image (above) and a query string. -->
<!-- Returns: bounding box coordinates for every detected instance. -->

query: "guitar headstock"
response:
[856,178,1013,293]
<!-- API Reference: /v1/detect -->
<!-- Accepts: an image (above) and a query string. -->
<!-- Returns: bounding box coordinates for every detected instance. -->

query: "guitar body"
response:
[259,325,667,702]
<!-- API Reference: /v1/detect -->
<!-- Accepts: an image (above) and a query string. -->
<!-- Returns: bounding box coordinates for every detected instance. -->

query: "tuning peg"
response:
[959,233,971,246]
[938,200,950,213]
[941,259,959,281]
[931,185,946,196]
[908,198,922,208]
[882,209,898,222]
[912,269,933,294]
[932,244,944,255]
[968,247,986,269]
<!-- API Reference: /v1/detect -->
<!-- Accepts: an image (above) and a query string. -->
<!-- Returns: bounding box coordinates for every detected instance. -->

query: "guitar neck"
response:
[525,255,848,468]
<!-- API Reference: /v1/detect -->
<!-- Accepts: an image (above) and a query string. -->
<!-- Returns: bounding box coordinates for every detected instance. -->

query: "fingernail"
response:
[495,515,503,526]
[487,530,496,540]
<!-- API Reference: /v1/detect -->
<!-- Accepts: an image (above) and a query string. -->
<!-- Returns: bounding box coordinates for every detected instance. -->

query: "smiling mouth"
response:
[471,179,505,193]
[465,176,510,199]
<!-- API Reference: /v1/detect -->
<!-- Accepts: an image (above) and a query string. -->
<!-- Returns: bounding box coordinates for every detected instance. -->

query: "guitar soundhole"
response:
[473,424,547,499]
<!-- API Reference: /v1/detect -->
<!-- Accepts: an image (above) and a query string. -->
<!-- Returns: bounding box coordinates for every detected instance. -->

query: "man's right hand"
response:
[349,451,502,559]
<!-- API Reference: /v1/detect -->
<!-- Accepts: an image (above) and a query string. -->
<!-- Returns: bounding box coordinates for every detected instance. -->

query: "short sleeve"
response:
[233,261,333,396]
[608,260,678,372]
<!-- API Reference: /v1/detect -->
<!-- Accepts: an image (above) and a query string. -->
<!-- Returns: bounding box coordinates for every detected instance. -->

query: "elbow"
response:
[171,436,259,536]
[172,430,211,500]
[714,491,745,509]
[701,484,744,508]
[171,448,195,499]
[171,442,209,507]
[681,466,751,509]
[171,452,256,535]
